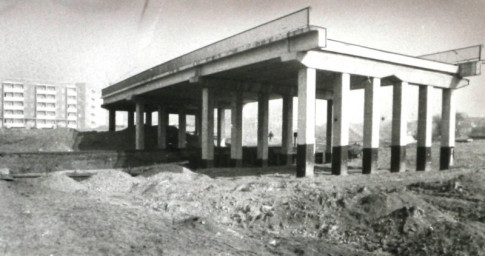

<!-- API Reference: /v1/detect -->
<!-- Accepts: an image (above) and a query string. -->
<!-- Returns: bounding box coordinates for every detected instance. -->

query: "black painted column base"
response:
[416,146,432,171]
[200,159,214,168]
[332,146,348,175]
[325,152,332,164]
[230,159,243,168]
[279,154,293,166]
[440,147,454,170]
[296,144,314,177]
[256,159,268,167]
[391,146,406,172]
[362,148,378,174]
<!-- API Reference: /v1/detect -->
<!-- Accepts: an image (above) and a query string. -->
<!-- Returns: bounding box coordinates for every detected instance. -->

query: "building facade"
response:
[0,80,87,129]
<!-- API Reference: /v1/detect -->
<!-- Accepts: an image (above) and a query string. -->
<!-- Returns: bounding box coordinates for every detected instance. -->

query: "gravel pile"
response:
[39,172,86,193]
[82,170,139,194]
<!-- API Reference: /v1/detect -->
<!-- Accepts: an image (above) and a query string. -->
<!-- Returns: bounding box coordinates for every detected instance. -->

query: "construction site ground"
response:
[1,128,485,255]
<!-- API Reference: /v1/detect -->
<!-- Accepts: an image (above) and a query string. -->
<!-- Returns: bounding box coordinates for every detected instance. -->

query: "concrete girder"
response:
[294,50,468,89]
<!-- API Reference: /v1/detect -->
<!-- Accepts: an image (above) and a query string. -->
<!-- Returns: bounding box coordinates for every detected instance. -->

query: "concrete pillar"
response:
[128,111,134,128]
[217,108,226,147]
[325,100,333,163]
[440,88,456,170]
[257,91,269,167]
[201,88,214,168]
[145,111,152,127]
[332,73,351,175]
[362,78,381,174]
[281,94,294,165]
[178,108,186,149]
[157,105,167,149]
[391,81,409,172]
[296,68,316,177]
[417,85,433,171]
[230,91,243,167]
[108,109,116,132]
[135,102,145,150]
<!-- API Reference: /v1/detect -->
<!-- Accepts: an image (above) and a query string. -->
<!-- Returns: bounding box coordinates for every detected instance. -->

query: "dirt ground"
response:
[2,141,485,255]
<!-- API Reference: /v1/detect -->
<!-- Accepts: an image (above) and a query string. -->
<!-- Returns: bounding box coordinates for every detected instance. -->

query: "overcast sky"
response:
[1,0,484,119]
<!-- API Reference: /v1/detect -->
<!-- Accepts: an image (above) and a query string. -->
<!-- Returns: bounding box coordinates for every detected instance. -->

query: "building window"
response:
[37,103,46,108]
[4,92,13,97]
[14,84,23,89]
[46,95,55,99]
[47,103,55,108]
[13,92,23,97]
[13,102,23,107]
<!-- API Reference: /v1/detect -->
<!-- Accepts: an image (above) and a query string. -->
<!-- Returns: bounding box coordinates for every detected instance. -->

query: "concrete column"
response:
[157,105,167,149]
[417,85,433,171]
[296,68,316,177]
[217,108,226,147]
[178,108,186,149]
[362,78,381,174]
[440,88,456,170]
[391,81,409,172]
[332,73,351,175]
[201,88,214,168]
[135,102,145,150]
[325,100,333,163]
[257,91,269,167]
[127,111,134,128]
[108,109,116,132]
[145,111,152,127]
[281,94,293,165]
[230,91,243,167]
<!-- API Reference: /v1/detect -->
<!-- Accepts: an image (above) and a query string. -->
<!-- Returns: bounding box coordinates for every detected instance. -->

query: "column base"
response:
[324,152,332,164]
[256,159,268,167]
[296,144,314,177]
[332,146,348,175]
[440,147,454,170]
[391,145,406,173]
[201,159,214,169]
[416,146,432,171]
[230,159,243,168]
[362,148,378,174]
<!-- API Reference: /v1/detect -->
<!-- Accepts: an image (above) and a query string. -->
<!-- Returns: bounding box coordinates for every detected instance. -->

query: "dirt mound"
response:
[39,172,86,193]
[82,169,139,194]
[0,128,78,152]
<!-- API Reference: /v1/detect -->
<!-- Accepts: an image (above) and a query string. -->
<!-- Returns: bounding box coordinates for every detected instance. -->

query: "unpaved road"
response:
[1,164,485,255]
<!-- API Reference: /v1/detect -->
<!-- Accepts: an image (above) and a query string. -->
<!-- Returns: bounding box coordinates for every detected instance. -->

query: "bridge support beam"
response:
[391,81,409,172]
[332,73,350,175]
[417,85,433,171]
[296,68,316,177]
[145,111,152,127]
[201,88,215,168]
[128,111,134,128]
[363,77,381,174]
[230,91,243,167]
[178,108,186,149]
[217,108,226,147]
[135,101,145,150]
[257,91,269,167]
[440,88,456,170]
[325,100,333,163]
[281,94,294,165]
[157,105,167,149]
[108,109,116,132]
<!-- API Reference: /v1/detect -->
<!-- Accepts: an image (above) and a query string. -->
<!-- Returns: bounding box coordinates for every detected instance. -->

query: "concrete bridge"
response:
[102,8,483,177]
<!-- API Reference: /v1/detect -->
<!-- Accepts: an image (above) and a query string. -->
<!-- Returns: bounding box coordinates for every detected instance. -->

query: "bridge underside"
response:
[102,8,482,176]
